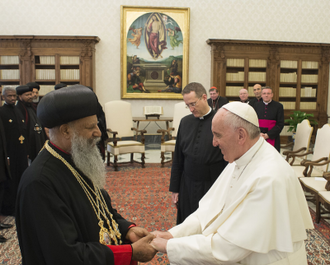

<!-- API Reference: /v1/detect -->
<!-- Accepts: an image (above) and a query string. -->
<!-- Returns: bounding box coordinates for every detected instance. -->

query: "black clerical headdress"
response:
[16,85,33,95]
[37,85,98,128]
[54,83,67,90]
[26,82,40,90]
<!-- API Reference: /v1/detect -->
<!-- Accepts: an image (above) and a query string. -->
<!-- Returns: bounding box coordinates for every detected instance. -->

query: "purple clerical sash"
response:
[259,119,276,147]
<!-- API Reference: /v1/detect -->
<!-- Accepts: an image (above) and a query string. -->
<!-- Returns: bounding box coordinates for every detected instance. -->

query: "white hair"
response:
[2,85,17,95]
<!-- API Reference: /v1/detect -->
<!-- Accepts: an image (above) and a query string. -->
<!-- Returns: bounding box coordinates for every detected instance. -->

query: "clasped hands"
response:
[260,133,269,140]
[127,226,172,262]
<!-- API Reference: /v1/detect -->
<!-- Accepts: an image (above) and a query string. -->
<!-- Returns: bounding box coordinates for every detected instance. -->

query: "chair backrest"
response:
[172,102,191,138]
[293,119,313,153]
[105,100,134,138]
[312,124,330,172]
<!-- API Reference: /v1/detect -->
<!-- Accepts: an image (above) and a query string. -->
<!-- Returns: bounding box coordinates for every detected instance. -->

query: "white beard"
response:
[71,132,106,189]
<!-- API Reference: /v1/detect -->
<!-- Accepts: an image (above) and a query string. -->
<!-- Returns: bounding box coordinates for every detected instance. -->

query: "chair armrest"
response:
[131,127,147,143]
[106,129,119,146]
[283,147,307,165]
[303,158,329,167]
[302,158,329,177]
[289,150,313,158]
[281,142,294,149]
[323,172,330,191]
[157,128,174,142]
[299,157,327,166]
[283,147,307,156]
[106,128,118,136]
[287,150,313,165]
[131,127,147,135]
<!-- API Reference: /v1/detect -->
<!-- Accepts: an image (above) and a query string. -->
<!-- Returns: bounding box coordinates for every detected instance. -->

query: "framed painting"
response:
[121,6,190,99]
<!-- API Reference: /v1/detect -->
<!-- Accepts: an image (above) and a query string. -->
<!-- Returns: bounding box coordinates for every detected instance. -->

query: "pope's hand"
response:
[151,230,173,240]
[150,237,168,253]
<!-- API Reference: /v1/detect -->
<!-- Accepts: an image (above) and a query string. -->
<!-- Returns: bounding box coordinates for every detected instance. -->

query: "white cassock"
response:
[167,137,314,265]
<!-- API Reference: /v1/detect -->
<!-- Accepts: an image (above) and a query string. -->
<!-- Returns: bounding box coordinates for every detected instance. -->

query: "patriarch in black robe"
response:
[16,85,156,265]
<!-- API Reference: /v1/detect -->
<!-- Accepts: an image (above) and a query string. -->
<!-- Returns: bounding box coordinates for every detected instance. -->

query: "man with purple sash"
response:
[254,87,284,152]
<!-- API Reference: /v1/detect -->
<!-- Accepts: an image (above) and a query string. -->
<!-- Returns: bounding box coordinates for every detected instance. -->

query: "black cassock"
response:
[248,97,262,108]
[254,100,284,152]
[0,117,11,215]
[16,142,134,265]
[16,100,46,161]
[0,104,28,215]
[170,110,228,224]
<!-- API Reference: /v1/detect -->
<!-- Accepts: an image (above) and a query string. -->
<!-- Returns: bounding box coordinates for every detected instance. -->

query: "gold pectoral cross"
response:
[19,135,25,144]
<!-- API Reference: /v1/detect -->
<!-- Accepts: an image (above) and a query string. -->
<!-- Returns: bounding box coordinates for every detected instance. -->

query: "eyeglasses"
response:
[185,98,201,109]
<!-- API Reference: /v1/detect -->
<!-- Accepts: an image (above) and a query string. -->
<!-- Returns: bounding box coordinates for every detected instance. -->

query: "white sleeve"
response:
[167,232,252,265]
[168,213,202,238]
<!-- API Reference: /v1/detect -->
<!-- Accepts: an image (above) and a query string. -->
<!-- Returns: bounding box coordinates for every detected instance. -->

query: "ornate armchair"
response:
[292,124,330,178]
[297,124,330,208]
[316,172,330,223]
[282,119,313,165]
[105,101,146,171]
[157,102,191,167]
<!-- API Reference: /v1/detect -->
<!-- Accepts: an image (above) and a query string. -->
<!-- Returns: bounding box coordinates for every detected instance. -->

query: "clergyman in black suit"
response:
[207,86,228,112]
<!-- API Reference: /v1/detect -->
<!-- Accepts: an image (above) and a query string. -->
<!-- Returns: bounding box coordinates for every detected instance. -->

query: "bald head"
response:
[253,84,262,99]
[239,89,249,102]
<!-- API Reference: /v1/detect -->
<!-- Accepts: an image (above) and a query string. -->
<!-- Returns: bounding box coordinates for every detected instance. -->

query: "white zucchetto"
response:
[222,102,259,127]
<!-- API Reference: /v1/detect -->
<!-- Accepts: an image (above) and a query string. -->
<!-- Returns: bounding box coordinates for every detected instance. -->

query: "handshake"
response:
[128,227,173,262]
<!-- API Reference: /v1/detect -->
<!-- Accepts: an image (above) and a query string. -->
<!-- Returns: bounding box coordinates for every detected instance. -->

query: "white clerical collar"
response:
[263,100,272,105]
[234,137,264,168]
[199,107,212,120]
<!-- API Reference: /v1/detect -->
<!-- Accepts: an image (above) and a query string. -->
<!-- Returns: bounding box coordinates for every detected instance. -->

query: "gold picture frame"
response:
[121,6,190,99]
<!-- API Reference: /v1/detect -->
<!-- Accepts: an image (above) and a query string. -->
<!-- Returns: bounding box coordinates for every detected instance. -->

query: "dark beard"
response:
[71,132,105,189]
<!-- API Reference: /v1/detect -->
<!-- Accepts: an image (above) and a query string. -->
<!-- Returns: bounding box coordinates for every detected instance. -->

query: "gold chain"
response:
[44,141,122,245]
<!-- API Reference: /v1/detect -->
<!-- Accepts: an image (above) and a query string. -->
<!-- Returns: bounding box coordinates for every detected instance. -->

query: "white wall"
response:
[1,0,330,119]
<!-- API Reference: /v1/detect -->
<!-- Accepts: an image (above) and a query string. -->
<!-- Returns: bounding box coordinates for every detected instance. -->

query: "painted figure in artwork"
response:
[128,27,143,49]
[167,27,183,50]
[158,74,182,93]
[168,59,178,76]
[145,14,167,59]
[127,67,150,93]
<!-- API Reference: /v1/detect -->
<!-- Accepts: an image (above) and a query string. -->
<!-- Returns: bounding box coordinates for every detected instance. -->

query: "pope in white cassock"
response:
[151,102,314,265]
